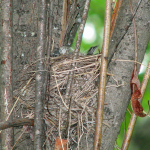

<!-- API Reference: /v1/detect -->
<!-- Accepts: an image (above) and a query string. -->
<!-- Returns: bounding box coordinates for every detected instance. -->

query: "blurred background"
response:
[72,0,150,149]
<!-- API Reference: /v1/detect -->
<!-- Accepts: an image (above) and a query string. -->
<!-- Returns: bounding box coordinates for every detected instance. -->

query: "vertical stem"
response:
[34,0,46,149]
[93,0,111,149]
[64,0,91,142]
[65,0,91,99]
[74,0,91,57]
[0,0,14,149]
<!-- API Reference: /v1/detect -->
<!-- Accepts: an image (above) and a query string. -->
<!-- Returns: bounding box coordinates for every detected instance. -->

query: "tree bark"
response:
[100,0,150,149]
[0,0,14,149]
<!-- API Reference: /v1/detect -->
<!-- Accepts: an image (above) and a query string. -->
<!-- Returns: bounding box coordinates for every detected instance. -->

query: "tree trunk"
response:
[99,0,150,149]
[0,0,14,149]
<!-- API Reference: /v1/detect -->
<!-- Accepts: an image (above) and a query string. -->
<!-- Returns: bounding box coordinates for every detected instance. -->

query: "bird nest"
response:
[13,53,101,148]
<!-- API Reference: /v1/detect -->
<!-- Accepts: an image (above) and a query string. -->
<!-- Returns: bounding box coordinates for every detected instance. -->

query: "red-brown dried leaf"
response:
[131,90,146,117]
[130,71,146,117]
[131,71,141,89]
[54,136,67,150]
[130,71,141,95]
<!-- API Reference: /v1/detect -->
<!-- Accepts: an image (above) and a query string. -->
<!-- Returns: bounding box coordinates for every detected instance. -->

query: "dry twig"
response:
[93,0,111,149]
[34,0,46,149]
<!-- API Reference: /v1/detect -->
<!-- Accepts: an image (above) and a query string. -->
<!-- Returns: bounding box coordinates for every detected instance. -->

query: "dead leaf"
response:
[131,90,146,117]
[131,71,141,90]
[130,71,146,117]
[54,136,67,150]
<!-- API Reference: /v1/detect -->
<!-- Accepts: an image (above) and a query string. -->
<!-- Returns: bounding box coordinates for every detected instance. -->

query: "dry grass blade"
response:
[6,75,34,122]
[53,67,69,110]
[121,60,150,150]
[11,126,28,150]
[93,0,111,149]
[50,53,100,148]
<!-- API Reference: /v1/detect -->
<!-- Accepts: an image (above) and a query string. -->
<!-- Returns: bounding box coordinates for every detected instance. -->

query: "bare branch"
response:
[65,0,91,99]
[93,0,111,149]
[64,0,91,142]
[0,119,34,130]
[34,0,46,149]
[74,0,91,56]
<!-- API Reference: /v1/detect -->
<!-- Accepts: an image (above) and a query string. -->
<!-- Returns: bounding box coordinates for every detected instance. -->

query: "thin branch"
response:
[58,108,65,150]
[74,0,91,56]
[34,0,46,149]
[11,126,28,150]
[0,119,34,130]
[45,0,53,119]
[6,75,34,122]
[110,0,123,37]
[0,0,14,149]
[65,0,91,98]
[64,0,91,140]
[59,0,69,47]
[93,0,111,149]
[53,68,69,110]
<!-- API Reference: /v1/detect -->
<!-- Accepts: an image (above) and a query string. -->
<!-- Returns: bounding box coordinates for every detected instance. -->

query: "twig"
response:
[59,0,70,47]
[52,68,69,109]
[11,126,28,150]
[45,0,53,93]
[66,101,72,150]
[65,0,91,99]
[77,115,84,150]
[93,0,111,149]
[45,1,54,120]
[74,0,91,56]
[110,0,123,37]
[112,59,145,66]
[58,108,65,150]
[0,118,34,130]
[34,0,46,149]
[64,0,91,142]
[6,75,34,122]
